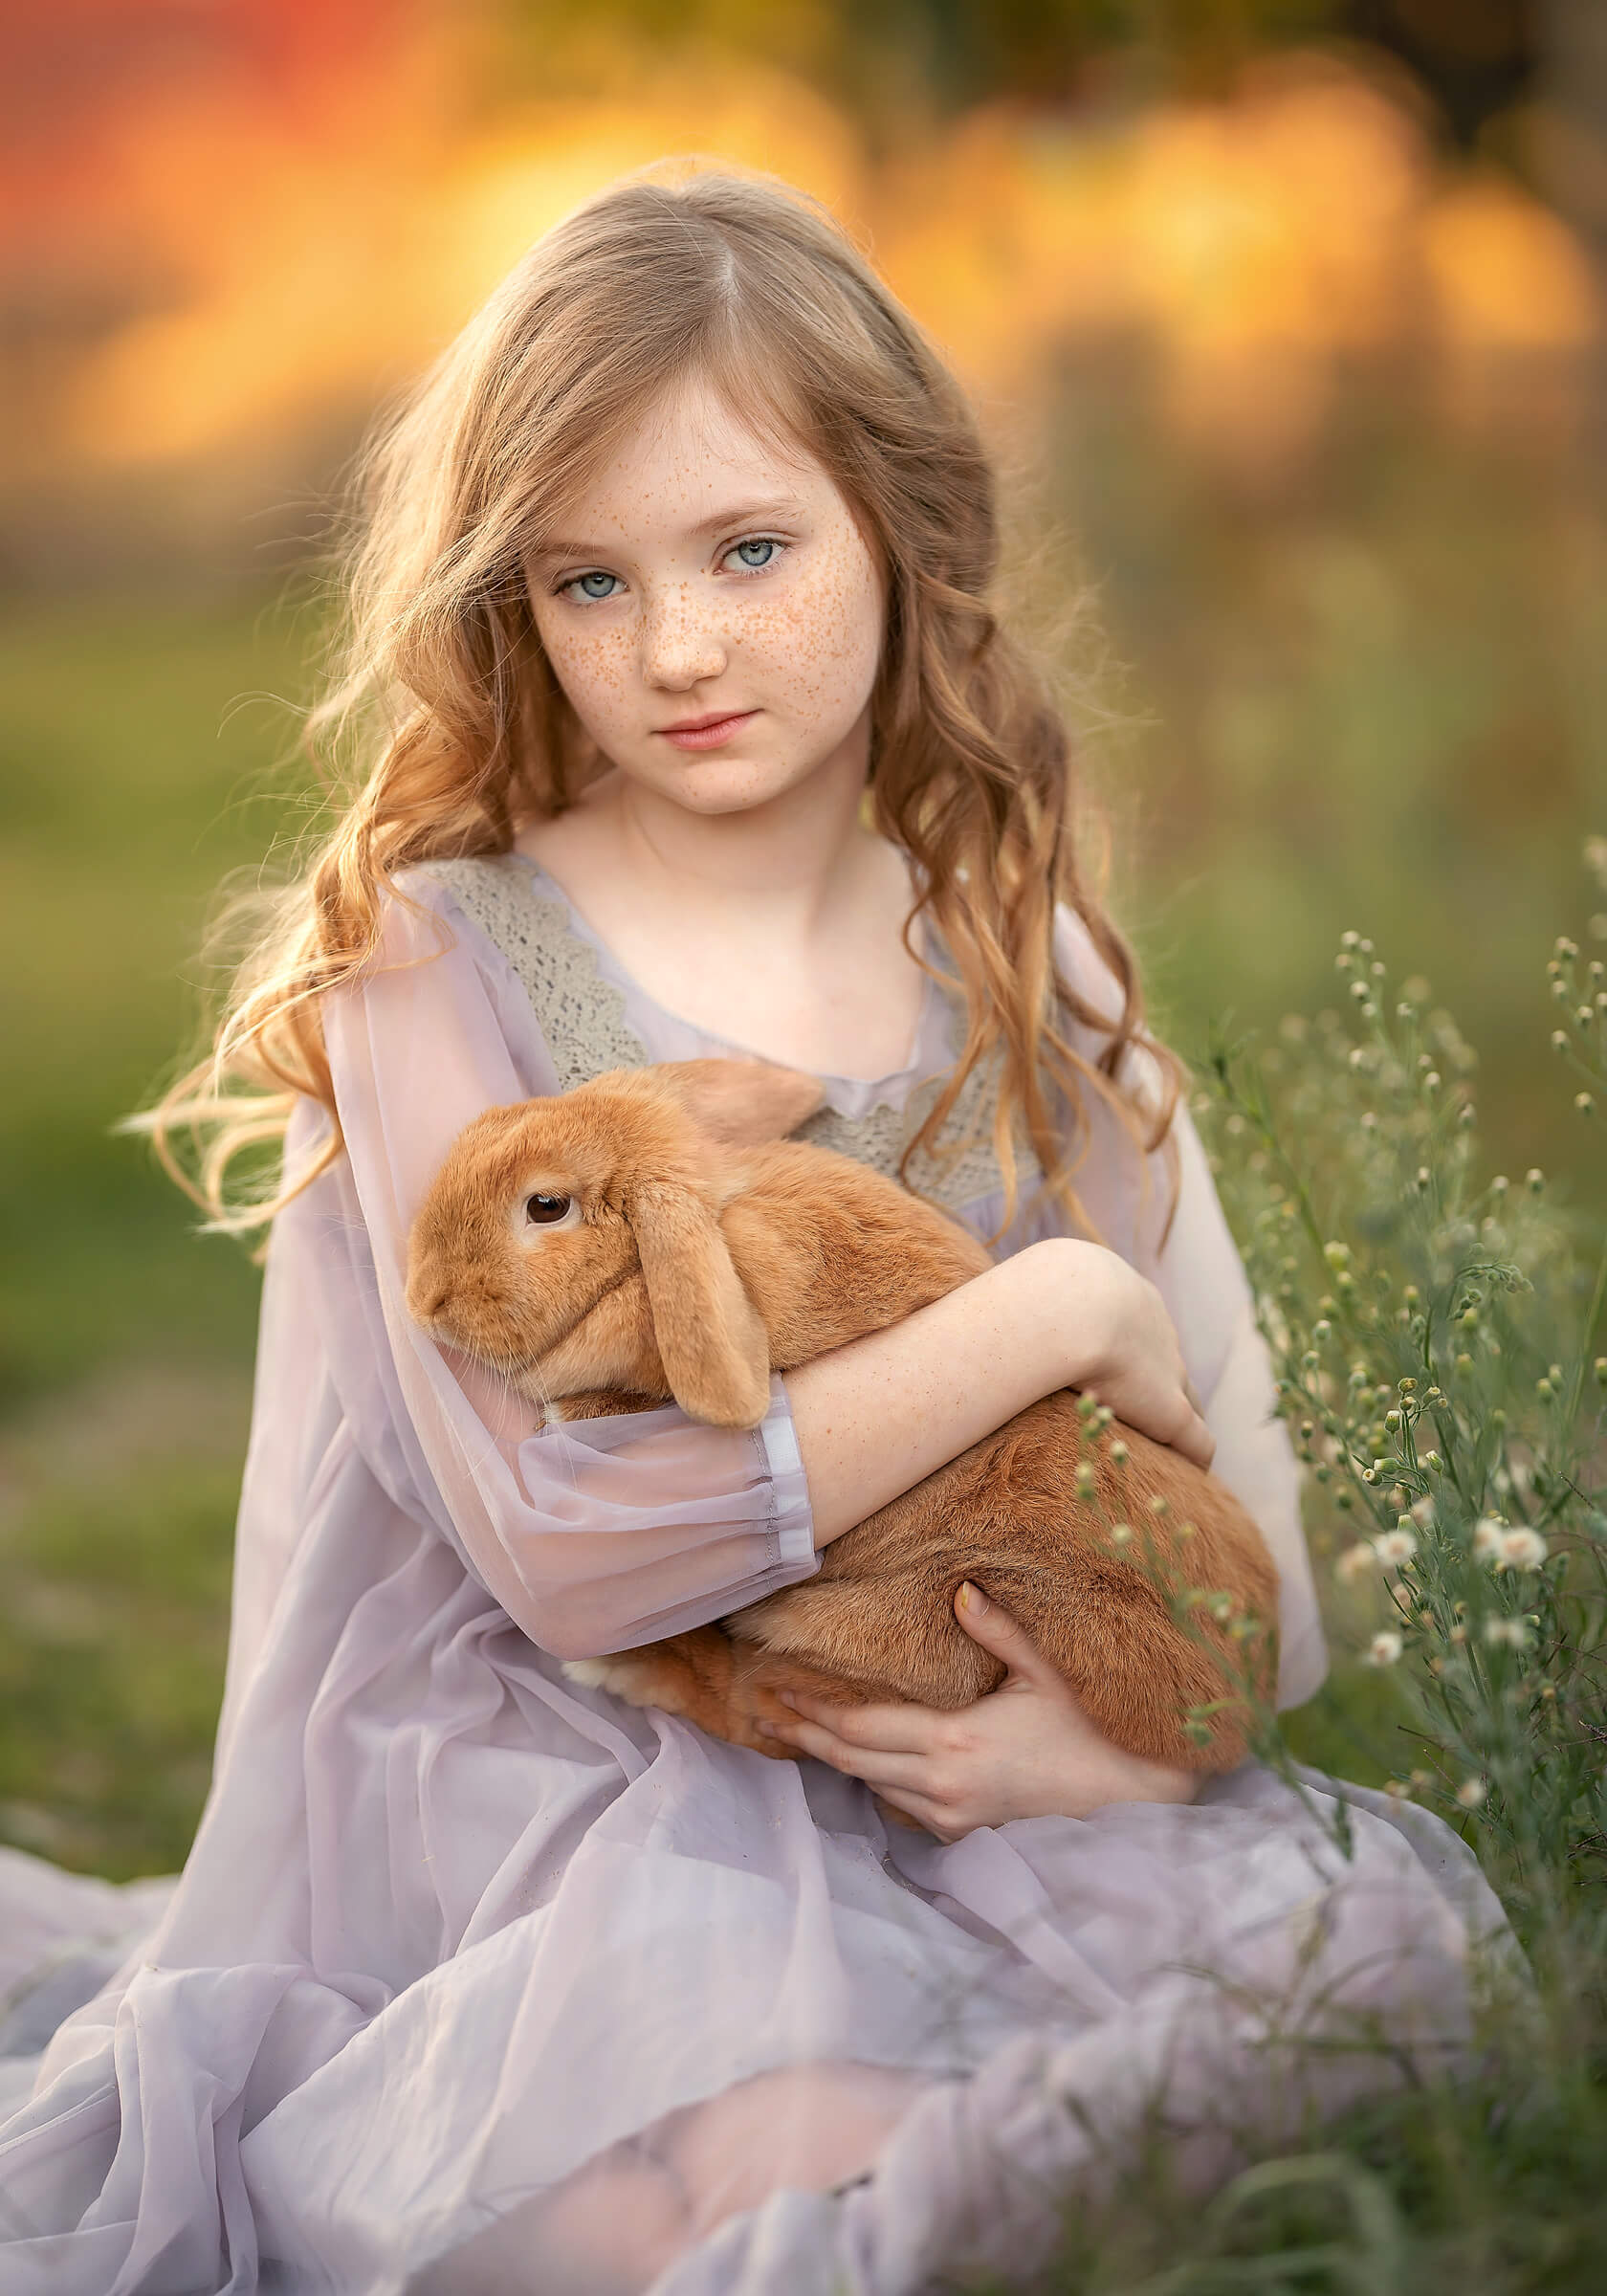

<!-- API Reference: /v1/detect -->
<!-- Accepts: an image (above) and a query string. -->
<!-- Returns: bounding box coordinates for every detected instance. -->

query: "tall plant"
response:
[1197,846,1607,1961]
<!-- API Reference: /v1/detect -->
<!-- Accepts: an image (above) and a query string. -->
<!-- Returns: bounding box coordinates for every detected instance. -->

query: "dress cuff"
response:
[758,1376,820,1581]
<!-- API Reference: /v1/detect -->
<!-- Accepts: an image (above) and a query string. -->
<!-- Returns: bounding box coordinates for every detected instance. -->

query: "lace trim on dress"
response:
[425,853,643,1093]
[422,852,1040,1215]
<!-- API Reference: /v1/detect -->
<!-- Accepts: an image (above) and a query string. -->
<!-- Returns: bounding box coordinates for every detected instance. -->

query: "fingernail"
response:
[958,1580,989,1613]
[778,1689,799,1709]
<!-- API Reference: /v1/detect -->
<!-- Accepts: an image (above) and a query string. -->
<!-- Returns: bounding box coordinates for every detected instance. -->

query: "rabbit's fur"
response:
[407,1060,1278,1775]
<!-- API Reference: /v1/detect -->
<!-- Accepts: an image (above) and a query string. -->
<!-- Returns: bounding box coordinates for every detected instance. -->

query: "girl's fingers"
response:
[1175,1407,1216,1468]
[950,1581,1059,1687]
[870,1789,953,1838]
[765,1713,933,1790]
[1171,1376,1214,1467]
[773,1691,942,1755]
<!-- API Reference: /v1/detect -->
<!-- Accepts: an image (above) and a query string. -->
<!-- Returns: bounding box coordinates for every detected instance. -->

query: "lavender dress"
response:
[0,858,1505,2296]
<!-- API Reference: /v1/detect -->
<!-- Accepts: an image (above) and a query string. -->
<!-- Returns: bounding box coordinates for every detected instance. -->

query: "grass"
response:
[0,598,312,1403]
[0,1367,245,1876]
[1042,2060,1607,2294]
[0,597,309,1876]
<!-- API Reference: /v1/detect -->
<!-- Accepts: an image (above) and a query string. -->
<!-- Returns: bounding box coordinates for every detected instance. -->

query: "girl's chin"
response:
[628,746,829,816]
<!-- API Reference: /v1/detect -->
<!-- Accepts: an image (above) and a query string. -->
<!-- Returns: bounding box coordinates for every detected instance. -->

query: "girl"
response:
[0,171,1501,2295]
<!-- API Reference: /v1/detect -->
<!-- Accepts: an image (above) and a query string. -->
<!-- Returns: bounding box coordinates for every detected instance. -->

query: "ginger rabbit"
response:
[406,1059,1278,1776]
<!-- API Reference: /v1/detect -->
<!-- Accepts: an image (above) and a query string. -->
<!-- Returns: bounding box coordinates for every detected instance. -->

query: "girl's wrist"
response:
[1011,1236,1117,1397]
[1095,1747,1203,1809]
[1041,1732,1203,1821]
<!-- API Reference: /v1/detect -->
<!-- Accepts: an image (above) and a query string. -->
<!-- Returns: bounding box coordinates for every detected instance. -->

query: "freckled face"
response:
[524,379,885,816]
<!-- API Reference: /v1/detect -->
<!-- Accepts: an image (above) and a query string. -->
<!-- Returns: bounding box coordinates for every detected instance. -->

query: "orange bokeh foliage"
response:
[5,0,1599,482]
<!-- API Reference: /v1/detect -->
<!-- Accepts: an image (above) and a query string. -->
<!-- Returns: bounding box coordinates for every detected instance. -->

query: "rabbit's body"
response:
[407,1062,1277,1776]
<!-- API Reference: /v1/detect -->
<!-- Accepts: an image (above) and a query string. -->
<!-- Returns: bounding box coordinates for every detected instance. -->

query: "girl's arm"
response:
[789,1237,1214,1549]
[318,878,817,1661]
[765,1099,1306,1829]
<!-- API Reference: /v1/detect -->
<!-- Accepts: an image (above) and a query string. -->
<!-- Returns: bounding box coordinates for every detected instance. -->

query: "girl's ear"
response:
[629,1181,772,1427]
[647,1059,825,1150]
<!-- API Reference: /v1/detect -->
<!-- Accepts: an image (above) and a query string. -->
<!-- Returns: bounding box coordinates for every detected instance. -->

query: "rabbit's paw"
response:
[561,1651,701,1714]
[561,1655,652,1698]
[561,1629,761,1743]
[560,1657,611,1689]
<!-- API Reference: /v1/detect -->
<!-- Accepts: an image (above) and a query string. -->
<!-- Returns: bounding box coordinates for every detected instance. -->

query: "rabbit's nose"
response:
[407,1273,455,1327]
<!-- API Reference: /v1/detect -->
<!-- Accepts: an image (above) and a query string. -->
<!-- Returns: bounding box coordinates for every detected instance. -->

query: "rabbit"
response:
[406,1058,1279,1778]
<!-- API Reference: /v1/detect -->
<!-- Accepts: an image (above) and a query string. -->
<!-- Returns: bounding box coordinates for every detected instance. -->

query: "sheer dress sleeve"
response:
[1050,909,1329,1710]
[312,872,818,1660]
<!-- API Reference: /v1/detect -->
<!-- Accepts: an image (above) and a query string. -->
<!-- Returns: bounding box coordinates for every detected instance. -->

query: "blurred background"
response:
[2,0,1603,1877]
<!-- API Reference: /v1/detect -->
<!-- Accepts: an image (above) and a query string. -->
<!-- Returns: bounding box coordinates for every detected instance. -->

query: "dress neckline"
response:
[422,848,1032,1213]
[506,850,945,1107]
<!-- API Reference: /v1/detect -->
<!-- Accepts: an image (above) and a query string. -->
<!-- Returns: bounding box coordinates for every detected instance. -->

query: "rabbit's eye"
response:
[525,1192,573,1225]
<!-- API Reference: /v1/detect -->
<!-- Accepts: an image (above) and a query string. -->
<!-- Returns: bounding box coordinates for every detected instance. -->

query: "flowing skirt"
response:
[0,1742,1507,2296]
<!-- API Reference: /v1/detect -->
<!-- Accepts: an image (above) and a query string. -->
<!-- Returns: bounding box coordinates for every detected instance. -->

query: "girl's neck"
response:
[513,732,929,1080]
[521,732,906,948]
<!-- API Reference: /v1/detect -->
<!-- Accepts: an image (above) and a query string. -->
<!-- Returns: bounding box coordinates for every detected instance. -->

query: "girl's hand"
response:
[761,1582,1202,1841]
[1044,1239,1215,1468]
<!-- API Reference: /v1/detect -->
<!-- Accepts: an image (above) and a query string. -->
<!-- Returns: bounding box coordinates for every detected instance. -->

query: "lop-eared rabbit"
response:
[407,1060,1277,1777]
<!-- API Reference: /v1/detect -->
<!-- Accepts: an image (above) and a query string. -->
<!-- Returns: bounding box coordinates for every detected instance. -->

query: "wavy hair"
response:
[149,167,1181,1238]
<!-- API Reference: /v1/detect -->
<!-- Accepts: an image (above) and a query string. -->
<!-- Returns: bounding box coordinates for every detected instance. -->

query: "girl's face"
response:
[524,377,885,817]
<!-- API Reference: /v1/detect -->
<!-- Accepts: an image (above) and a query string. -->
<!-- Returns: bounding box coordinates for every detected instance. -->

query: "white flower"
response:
[1456,1777,1487,1808]
[1472,1517,1506,1561]
[1483,1617,1532,1650]
[1372,1529,1419,1568]
[1334,1542,1376,1583]
[1365,1631,1404,1667]
[1409,1495,1437,1531]
[1499,1528,1548,1571]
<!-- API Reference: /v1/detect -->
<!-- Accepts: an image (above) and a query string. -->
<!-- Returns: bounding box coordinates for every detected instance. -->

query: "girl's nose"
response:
[639,590,727,690]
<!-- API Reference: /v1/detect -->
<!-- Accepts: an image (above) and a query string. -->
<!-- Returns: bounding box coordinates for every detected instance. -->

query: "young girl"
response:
[0,172,1502,2295]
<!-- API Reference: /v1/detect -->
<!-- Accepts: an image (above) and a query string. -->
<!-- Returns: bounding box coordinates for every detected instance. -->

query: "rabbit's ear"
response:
[630,1181,772,1428]
[649,1059,825,1150]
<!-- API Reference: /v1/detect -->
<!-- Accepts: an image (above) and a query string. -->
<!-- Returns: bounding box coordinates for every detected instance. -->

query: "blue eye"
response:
[563,569,623,604]
[725,537,781,572]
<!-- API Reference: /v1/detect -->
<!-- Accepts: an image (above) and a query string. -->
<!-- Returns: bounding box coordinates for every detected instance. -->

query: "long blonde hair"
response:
[151,167,1180,1234]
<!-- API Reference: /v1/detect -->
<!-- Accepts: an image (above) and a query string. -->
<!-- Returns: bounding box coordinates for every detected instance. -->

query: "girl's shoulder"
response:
[383,853,548,978]
[359,857,548,1035]
[387,851,653,1104]
[400,850,542,947]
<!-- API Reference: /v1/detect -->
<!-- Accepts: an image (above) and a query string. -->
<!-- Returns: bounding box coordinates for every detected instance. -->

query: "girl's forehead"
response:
[536,375,836,551]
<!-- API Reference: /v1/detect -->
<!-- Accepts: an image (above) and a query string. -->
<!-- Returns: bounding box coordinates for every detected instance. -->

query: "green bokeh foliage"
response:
[0,406,1601,1878]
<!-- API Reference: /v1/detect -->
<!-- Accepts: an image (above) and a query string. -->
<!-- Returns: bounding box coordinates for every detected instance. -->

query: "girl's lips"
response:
[656,710,759,751]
